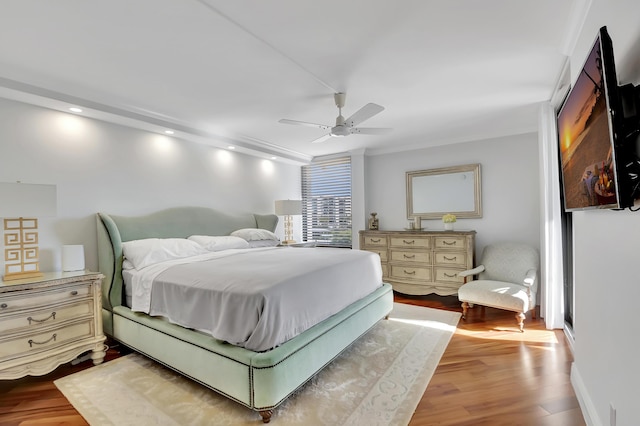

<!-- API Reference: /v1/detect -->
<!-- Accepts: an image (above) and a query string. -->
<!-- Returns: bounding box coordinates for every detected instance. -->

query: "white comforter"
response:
[125,247,383,351]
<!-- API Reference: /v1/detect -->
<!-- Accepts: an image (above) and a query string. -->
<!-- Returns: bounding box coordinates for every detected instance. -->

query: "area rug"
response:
[55,303,460,425]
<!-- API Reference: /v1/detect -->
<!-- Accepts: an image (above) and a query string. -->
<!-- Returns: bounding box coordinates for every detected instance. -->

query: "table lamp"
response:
[0,182,57,281]
[274,199,302,245]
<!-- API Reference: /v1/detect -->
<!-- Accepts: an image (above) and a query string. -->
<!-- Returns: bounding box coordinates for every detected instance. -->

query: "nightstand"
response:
[0,271,106,379]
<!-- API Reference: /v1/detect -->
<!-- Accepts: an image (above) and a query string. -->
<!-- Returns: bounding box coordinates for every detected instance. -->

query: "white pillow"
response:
[247,239,280,248]
[188,235,250,251]
[122,238,209,270]
[231,228,279,242]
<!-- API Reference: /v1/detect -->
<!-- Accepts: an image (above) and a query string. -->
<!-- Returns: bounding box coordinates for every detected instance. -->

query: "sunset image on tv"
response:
[557,36,618,210]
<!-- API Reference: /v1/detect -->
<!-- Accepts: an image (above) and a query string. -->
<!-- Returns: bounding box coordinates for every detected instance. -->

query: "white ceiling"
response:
[0,0,580,164]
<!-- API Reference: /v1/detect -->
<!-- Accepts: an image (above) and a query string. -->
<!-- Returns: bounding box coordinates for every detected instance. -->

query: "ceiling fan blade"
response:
[278,119,331,130]
[310,133,333,144]
[345,103,385,127]
[349,127,393,135]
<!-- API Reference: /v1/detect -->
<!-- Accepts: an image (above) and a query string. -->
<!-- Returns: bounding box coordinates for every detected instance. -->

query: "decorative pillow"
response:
[122,238,209,270]
[247,239,280,248]
[231,228,279,242]
[188,235,250,251]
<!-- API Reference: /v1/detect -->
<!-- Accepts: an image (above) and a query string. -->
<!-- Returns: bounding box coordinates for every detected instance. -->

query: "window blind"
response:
[301,156,352,248]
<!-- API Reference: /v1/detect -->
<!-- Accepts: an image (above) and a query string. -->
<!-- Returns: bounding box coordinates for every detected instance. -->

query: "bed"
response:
[96,206,393,423]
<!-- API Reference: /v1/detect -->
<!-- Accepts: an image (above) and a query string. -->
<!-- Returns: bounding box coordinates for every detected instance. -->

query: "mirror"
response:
[406,163,482,219]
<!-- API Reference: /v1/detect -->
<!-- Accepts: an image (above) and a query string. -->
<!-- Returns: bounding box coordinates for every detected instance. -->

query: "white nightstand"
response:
[0,271,106,379]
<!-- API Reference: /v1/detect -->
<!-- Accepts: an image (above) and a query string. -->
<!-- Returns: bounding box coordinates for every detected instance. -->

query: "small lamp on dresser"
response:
[0,182,57,281]
[274,199,302,245]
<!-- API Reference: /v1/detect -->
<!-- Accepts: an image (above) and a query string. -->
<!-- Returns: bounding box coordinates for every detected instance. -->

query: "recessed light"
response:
[69,107,82,113]
[228,146,236,150]
[164,130,174,135]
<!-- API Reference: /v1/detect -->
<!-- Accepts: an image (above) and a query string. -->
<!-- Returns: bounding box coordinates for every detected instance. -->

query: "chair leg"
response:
[461,301,469,319]
[516,312,525,332]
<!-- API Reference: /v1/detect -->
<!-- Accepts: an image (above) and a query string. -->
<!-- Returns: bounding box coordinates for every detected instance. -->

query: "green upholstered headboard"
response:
[96,206,278,335]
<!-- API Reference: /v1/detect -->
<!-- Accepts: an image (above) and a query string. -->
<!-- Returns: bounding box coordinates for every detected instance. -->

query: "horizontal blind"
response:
[301,156,352,248]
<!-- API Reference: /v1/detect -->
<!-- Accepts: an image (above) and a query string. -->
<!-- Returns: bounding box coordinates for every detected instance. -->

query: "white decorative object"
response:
[274,199,302,244]
[62,245,85,271]
[444,223,454,231]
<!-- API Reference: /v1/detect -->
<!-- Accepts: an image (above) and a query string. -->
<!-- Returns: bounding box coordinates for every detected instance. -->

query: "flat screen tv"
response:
[556,26,630,211]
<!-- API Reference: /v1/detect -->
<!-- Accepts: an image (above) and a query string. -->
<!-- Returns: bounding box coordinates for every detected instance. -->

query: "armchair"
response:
[457,242,539,332]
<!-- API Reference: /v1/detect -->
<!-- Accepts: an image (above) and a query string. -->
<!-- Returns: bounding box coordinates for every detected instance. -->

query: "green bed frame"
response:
[96,206,393,423]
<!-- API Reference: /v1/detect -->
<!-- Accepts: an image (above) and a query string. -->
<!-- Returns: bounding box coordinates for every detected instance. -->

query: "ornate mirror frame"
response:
[406,163,482,220]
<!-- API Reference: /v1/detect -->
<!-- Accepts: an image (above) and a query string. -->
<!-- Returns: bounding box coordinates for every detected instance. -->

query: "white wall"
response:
[0,98,301,274]
[364,132,540,255]
[565,1,640,425]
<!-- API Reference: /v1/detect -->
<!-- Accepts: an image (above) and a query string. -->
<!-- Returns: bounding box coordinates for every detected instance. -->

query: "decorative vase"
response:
[444,222,454,231]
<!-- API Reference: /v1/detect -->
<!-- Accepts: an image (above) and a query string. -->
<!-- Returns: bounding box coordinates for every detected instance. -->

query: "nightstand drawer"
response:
[434,251,466,266]
[0,319,94,361]
[363,235,387,246]
[390,237,430,248]
[390,265,431,281]
[0,283,91,313]
[390,250,431,263]
[0,300,93,335]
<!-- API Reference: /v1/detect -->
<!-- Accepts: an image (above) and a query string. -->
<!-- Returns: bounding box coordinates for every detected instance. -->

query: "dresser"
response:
[0,271,106,379]
[360,230,476,296]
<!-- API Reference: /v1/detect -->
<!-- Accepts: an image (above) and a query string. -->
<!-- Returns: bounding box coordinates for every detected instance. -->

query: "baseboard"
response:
[570,362,602,426]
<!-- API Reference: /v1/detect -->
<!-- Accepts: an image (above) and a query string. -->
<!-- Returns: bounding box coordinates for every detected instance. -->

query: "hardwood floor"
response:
[0,294,585,426]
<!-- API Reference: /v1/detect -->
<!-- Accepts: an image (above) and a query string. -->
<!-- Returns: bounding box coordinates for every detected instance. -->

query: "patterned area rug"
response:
[55,303,460,425]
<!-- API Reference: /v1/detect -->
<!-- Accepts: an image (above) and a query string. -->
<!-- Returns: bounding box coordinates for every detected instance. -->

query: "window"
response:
[301,156,352,248]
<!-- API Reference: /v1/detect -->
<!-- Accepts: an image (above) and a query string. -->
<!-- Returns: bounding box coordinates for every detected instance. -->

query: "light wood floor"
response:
[0,293,585,425]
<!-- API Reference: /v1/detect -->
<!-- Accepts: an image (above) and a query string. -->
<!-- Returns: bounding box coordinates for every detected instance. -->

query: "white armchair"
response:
[457,242,539,332]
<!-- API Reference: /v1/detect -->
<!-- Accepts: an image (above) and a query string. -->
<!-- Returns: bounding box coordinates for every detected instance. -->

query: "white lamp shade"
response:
[62,245,85,272]
[274,200,302,215]
[0,182,57,217]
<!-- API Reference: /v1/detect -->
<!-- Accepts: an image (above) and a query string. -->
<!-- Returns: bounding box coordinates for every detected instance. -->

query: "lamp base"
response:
[280,239,297,245]
[3,271,44,282]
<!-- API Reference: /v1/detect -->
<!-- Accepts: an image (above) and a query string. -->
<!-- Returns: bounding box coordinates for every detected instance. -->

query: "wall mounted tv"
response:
[556,26,640,212]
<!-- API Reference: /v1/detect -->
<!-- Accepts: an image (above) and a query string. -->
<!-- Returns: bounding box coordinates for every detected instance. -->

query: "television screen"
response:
[557,27,626,211]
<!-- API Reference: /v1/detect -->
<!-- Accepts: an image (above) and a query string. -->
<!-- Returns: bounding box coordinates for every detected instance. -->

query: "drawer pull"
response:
[403,269,416,275]
[70,290,79,296]
[28,312,56,325]
[444,256,457,261]
[0,303,7,309]
[28,333,57,348]
[403,254,415,259]
[444,273,457,278]
[443,240,457,246]
[403,240,415,245]
[370,238,381,243]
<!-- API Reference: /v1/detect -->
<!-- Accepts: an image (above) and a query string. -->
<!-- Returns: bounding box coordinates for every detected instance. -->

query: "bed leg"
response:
[259,410,272,423]
[384,314,390,320]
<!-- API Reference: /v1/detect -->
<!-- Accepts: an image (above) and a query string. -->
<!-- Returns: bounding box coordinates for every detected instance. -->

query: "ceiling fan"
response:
[279,92,392,143]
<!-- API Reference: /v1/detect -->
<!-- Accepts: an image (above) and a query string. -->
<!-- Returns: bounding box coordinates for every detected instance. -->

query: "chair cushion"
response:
[458,280,530,313]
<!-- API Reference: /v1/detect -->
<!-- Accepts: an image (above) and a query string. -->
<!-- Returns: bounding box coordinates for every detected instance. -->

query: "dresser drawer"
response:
[390,265,431,281]
[434,267,465,284]
[390,250,431,264]
[0,319,94,361]
[434,236,466,249]
[365,249,388,262]
[363,235,387,246]
[390,236,430,249]
[0,283,91,314]
[434,251,466,267]
[0,300,93,335]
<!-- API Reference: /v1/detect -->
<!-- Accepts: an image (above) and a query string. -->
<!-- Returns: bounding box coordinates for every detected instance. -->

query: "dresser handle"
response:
[443,240,457,246]
[403,269,416,275]
[444,273,456,278]
[28,334,57,348]
[371,238,381,243]
[403,240,415,245]
[28,312,56,325]
[444,256,457,261]
[70,290,78,296]
[0,303,7,309]
[403,254,415,259]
